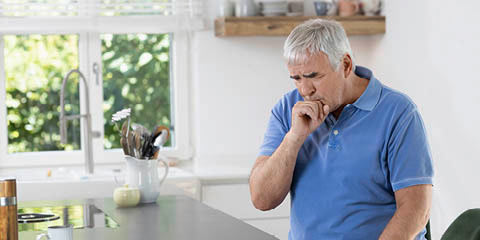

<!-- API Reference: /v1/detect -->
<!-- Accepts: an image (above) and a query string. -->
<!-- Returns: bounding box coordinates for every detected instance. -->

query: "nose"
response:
[299,79,315,99]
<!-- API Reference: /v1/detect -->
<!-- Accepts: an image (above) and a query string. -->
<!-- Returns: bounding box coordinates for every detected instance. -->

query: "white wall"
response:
[192,0,480,238]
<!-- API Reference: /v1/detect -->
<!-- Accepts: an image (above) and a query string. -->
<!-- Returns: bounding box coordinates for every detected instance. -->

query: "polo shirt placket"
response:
[326,104,356,151]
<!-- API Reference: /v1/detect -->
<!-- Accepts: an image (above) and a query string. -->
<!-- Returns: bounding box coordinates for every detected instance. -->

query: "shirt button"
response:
[333,130,339,135]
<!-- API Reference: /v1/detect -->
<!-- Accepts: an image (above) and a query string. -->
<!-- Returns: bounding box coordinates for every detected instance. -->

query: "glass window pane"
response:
[101,33,172,150]
[4,34,81,153]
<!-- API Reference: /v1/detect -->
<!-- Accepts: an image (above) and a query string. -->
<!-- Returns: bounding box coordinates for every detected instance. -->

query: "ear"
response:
[341,54,353,78]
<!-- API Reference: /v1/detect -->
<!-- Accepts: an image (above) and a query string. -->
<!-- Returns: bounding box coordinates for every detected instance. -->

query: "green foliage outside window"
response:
[4,33,172,153]
[102,33,172,149]
[5,35,81,153]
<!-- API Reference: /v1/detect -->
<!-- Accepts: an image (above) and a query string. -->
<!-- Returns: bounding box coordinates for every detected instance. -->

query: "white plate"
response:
[261,2,287,8]
[262,2,287,6]
[286,12,303,16]
[263,9,287,13]
[262,12,286,16]
[262,11,287,14]
[262,6,287,11]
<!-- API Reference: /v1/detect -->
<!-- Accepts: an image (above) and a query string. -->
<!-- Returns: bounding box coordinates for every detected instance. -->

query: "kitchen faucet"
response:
[60,69,99,175]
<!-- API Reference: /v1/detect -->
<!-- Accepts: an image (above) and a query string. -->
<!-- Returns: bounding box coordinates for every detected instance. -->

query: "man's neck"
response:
[332,74,370,120]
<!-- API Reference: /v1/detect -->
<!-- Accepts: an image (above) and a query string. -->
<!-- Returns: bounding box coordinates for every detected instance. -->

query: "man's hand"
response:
[249,100,329,211]
[290,100,330,141]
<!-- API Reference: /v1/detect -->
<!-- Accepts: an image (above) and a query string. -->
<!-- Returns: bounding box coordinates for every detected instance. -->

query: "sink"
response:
[18,204,119,232]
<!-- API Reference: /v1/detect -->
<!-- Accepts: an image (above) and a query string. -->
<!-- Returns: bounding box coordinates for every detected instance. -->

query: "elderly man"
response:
[249,19,434,240]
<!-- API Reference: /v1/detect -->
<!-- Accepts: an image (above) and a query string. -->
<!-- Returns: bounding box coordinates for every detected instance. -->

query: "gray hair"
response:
[283,19,355,71]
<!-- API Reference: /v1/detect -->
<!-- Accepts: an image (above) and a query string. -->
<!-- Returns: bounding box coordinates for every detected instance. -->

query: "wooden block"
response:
[0,180,16,197]
[0,206,18,240]
[0,179,18,240]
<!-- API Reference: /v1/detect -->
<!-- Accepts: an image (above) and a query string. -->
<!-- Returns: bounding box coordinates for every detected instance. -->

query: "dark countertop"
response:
[18,195,278,240]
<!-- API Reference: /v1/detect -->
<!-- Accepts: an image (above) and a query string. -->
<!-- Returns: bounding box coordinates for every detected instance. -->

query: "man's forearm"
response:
[249,132,305,210]
[379,203,430,240]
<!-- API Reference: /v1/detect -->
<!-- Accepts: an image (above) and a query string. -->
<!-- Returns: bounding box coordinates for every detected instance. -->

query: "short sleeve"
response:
[258,103,289,157]
[387,107,434,192]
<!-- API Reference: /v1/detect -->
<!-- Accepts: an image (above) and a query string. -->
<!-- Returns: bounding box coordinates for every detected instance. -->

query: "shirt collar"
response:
[351,66,382,111]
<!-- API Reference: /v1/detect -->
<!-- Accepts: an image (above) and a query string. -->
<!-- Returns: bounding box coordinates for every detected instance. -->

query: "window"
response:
[0,0,203,167]
[4,34,81,153]
[102,33,172,149]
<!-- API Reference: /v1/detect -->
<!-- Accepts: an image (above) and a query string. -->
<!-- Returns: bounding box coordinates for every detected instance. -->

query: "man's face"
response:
[287,52,345,113]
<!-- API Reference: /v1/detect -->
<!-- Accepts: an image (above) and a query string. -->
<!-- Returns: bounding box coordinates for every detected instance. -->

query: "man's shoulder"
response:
[378,84,418,112]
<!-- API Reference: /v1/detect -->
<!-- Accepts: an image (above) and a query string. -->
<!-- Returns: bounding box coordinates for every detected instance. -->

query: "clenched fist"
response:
[290,100,330,142]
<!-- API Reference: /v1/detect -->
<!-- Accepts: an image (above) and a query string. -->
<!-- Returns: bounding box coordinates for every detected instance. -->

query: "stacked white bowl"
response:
[259,0,287,16]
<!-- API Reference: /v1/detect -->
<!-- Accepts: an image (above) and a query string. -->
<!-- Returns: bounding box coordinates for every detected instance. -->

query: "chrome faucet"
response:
[60,69,99,175]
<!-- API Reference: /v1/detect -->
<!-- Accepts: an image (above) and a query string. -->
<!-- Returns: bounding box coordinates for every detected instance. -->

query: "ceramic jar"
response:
[338,0,360,17]
[218,0,234,17]
[235,0,258,17]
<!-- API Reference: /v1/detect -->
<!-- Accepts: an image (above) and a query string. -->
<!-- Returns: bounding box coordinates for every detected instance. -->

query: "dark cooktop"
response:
[17,204,119,232]
[18,213,60,223]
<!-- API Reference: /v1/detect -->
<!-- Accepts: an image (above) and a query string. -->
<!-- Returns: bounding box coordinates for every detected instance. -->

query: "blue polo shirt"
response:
[258,66,434,240]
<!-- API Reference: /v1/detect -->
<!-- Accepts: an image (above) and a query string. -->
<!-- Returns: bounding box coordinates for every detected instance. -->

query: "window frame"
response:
[0,17,193,168]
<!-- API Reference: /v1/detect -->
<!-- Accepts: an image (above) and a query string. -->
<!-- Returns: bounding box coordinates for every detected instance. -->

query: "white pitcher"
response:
[124,156,169,204]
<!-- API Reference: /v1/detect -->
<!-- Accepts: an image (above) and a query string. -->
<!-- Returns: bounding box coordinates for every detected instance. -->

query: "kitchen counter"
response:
[18,195,278,240]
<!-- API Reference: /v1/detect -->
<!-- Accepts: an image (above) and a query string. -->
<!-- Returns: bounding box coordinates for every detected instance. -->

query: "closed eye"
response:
[290,75,301,80]
[303,72,318,78]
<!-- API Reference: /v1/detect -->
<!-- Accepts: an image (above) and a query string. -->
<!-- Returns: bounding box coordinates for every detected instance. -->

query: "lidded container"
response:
[0,177,18,240]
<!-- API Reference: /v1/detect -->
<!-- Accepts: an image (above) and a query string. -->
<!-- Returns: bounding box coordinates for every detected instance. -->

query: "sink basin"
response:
[18,204,119,232]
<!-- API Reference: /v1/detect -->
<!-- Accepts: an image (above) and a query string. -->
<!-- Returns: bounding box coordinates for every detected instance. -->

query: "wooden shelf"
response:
[215,16,385,37]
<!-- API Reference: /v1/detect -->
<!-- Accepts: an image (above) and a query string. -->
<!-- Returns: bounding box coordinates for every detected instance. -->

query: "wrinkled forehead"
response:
[286,51,331,73]
[287,62,312,75]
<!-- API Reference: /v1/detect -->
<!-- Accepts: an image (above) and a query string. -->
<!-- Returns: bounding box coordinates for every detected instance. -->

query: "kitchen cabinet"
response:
[215,16,385,37]
[202,183,290,240]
